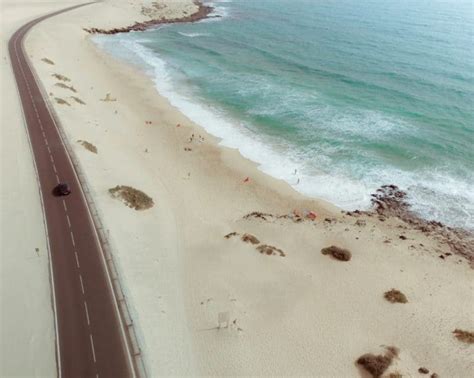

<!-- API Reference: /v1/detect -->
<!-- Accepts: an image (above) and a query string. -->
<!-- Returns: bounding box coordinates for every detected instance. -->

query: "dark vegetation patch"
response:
[384,289,408,304]
[256,244,285,257]
[388,373,403,378]
[223,231,285,257]
[243,210,317,223]
[55,97,70,106]
[41,58,54,65]
[71,96,86,105]
[108,185,154,210]
[243,211,274,221]
[356,346,399,378]
[241,233,260,245]
[55,82,76,92]
[224,232,238,239]
[77,140,97,154]
[321,246,351,261]
[453,329,474,344]
[52,73,70,82]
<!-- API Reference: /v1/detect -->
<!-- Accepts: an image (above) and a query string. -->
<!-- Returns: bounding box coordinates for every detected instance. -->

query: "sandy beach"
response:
[3,0,473,376]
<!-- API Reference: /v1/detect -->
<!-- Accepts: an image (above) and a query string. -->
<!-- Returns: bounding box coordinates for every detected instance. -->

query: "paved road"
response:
[9,4,134,377]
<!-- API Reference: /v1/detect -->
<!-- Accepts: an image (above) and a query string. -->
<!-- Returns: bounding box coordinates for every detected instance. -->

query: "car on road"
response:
[54,183,71,196]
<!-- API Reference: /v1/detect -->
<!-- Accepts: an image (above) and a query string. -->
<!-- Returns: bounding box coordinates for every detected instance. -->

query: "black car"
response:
[54,183,71,196]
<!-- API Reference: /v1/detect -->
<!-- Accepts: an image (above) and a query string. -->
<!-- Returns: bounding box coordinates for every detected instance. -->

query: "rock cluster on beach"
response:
[83,1,214,35]
[346,184,474,264]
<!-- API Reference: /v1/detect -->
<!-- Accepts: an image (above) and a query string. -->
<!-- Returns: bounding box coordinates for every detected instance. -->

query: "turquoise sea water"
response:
[95,0,474,229]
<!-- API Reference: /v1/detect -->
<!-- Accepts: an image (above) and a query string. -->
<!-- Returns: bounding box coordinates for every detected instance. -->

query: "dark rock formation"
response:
[84,1,214,35]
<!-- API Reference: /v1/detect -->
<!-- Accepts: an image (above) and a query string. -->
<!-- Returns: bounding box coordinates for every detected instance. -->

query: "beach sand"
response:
[5,0,473,376]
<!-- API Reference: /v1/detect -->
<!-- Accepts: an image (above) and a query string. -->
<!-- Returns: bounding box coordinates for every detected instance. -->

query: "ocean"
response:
[94,0,474,229]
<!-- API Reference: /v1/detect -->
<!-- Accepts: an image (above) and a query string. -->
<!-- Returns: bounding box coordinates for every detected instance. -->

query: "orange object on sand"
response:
[243,177,250,183]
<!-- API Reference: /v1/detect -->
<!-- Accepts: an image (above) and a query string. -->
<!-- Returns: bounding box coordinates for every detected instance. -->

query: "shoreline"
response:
[94,29,474,264]
[89,2,474,238]
[22,0,474,375]
[84,0,214,35]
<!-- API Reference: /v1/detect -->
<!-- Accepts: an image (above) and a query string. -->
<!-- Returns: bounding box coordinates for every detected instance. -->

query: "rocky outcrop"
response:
[347,184,474,265]
[84,1,214,35]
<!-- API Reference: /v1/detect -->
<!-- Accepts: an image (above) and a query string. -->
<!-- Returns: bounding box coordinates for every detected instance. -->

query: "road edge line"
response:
[8,25,62,378]
[14,3,147,377]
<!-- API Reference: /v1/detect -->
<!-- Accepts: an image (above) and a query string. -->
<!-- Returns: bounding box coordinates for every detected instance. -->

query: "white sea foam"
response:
[94,36,474,230]
[201,1,230,22]
[178,32,210,38]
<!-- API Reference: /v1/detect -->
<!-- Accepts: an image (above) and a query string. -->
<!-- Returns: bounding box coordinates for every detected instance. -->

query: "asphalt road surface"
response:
[9,4,135,377]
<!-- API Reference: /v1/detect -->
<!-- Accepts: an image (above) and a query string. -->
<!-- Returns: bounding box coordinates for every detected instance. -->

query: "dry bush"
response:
[241,233,260,244]
[243,211,274,221]
[453,329,474,344]
[356,346,399,378]
[55,82,77,92]
[109,185,154,210]
[55,97,70,106]
[101,93,117,102]
[41,58,54,65]
[388,373,403,378]
[321,245,351,261]
[256,244,285,257]
[384,289,408,304]
[77,140,97,154]
[224,232,238,239]
[71,96,86,105]
[52,73,70,82]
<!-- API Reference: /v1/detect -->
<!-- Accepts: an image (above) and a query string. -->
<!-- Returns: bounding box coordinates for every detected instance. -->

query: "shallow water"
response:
[95,0,474,229]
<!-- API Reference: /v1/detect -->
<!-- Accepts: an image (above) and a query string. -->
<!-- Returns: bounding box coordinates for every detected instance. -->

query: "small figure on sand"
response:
[294,169,297,175]
[243,177,250,183]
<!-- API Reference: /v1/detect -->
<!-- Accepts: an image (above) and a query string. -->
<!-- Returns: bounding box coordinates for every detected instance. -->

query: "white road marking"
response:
[13,13,118,374]
[84,301,90,325]
[49,155,54,163]
[89,334,97,363]
[70,231,75,247]
[79,274,85,294]
[74,251,80,268]
[12,11,98,376]
[52,164,57,174]
[55,174,60,184]
[66,214,71,228]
